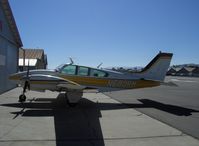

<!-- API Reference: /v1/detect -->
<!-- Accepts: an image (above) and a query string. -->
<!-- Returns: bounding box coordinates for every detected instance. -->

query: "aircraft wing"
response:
[25,74,85,91]
[57,82,85,90]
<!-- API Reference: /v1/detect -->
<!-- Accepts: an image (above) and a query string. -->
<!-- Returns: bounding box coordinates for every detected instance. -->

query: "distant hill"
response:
[105,66,143,73]
[106,63,199,73]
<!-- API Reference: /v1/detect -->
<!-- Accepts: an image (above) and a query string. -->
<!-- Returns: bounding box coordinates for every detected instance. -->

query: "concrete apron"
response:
[0,88,198,146]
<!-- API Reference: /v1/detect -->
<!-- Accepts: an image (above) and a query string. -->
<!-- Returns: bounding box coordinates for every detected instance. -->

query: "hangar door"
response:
[5,45,18,90]
[0,46,6,93]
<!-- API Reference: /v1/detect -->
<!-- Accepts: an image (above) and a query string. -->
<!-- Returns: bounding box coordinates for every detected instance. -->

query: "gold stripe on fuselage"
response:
[59,75,160,89]
[10,74,160,89]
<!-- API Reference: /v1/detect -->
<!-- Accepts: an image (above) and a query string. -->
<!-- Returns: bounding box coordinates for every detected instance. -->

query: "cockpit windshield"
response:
[55,64,109,77]
[55,64,65,72]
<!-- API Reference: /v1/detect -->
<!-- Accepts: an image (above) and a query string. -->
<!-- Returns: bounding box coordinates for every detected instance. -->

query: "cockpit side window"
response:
[61,65,77,75]
[78,66,89,76]
[90,69,108,77]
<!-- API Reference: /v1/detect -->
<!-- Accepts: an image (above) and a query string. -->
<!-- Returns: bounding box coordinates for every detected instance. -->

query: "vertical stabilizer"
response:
[139,52,173,81]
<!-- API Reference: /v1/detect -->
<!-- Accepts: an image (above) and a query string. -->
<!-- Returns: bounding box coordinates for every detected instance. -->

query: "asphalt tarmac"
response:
[105,76,199,139]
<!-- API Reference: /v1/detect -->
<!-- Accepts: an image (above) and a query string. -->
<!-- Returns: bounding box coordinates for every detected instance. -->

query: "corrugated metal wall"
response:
[0,38,18,94]
[0,4,18,94]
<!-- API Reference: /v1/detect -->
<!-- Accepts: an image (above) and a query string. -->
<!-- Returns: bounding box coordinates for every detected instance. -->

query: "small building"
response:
[0,0,23,94]
[18,48,47,71]
[185,67,195,76]
[176,67,194,76]
[167,67,177,76]
[192,67,199,77]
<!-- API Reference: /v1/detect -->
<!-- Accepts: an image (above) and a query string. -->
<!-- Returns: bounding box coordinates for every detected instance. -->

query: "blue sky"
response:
[9,0,199,69]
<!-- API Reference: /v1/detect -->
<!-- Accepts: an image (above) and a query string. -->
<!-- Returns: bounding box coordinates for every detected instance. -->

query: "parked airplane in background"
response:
[9,52,173,106]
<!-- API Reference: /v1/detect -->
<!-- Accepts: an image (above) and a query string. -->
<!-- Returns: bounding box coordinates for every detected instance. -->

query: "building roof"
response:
[184,67,195,72]
[176,67,194,73]
[171,67,181,72]
[193,67,199,73]
[167,67,177,73]
[19,48,44,59]
[1,0,22,47]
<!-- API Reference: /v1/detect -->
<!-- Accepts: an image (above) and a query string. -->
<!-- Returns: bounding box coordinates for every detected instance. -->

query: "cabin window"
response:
[61,65,76,75]
[90,69,107,77]
[78,66,89,76]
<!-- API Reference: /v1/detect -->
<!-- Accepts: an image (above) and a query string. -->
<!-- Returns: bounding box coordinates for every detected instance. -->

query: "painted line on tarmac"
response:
[170,79,197,83]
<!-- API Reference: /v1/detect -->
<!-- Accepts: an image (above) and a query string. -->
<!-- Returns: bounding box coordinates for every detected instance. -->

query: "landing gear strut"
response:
[18,81,29,102]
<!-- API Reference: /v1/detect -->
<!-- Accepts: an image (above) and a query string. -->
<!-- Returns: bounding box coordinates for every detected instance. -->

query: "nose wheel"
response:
[19,94,26,102]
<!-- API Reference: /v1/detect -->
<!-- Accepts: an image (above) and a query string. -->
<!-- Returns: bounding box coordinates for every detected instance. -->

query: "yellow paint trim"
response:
[9,73,160,89]
[59,75,160,89]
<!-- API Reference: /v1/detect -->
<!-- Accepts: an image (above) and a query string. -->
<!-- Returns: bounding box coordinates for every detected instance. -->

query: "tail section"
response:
[139,52,173,81]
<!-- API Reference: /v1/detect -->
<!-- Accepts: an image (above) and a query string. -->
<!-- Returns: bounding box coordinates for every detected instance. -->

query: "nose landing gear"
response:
[18,81,30,102]
[19,94,26,102]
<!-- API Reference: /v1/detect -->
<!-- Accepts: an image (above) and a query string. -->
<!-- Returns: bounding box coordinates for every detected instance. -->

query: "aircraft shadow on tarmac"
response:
[0,93,132,146]
[136,99,199,116]
[1,94,199,146]
[111,98,198,116]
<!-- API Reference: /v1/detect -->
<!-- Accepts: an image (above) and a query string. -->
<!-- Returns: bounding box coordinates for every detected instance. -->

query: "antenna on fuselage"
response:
[69,57,74,65]
[97,62,103,68]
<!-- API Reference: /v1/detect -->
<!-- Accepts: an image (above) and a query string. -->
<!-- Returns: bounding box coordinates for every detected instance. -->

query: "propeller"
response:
[69,57,74,65]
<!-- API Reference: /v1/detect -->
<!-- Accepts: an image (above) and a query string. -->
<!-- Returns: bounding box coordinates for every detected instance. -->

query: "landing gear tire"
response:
[19,94,26,102]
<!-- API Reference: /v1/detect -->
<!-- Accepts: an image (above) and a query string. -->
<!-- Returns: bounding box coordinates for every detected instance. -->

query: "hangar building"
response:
[18,48,48,71]
[0,0,23,94]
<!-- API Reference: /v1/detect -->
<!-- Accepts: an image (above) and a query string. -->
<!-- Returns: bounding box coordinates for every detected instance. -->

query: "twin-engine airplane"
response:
[9,52,173,106]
